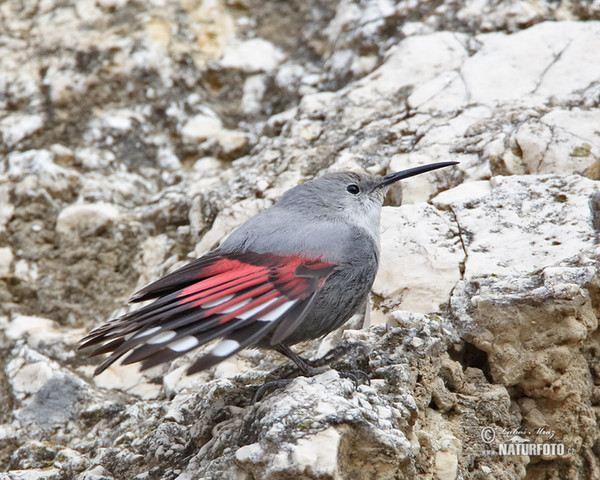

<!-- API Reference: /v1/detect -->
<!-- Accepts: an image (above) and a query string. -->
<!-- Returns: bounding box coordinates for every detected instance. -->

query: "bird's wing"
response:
[79,252,335,375]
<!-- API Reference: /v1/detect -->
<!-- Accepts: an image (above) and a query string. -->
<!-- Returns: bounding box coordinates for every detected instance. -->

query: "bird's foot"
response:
[251,344,370,402]
[300,344,371,387]
[338,369,371,388]
[251,361,326,402]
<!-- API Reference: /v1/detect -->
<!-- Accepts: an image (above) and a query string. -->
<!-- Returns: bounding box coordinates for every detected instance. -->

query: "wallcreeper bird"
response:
[80,162,457,376]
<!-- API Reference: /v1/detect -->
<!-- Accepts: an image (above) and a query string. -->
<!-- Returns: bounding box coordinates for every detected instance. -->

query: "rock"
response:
[232,372,412,480]
[181,114,250,159]
[55,203,121,238]
[181,114,224,143]
[192,198,273,256]
[4,468,63,480]
[0,247,13,277]
[75,465,114,480]
[2,314,81,356]
[219,38,286,73]
[462,22,600,104]
[2,1,600,479]
[372,204,463,320]
[0,113,44,148]
[0,184,14,233]
[433,174,599,277]
[450,259,600,466]
[442,175,600,475]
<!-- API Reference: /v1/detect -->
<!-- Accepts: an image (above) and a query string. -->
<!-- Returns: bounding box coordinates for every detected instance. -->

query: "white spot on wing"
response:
[168,335,199,352]
[212,339,240,357]
[260,300,296,321]
[147,330,176,344]
[236,297,279,320]
[203,294,235,308]
[134,326,161,339]
[220,298,252,313]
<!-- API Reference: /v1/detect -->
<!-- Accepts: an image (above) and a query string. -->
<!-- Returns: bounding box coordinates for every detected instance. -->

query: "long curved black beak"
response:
[377,161,458,188]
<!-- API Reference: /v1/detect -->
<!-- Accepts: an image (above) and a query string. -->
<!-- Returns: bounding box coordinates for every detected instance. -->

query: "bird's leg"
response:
[277,344,370,385]
[275,344,323,376]
[303,344,371,387]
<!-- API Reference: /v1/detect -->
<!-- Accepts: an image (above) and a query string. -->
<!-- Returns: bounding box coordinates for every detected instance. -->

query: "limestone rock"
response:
[434,174,600,277]
[56,203,121,238]
[0,247,13,277]
[372,204,463,319]
[2,1,600,479]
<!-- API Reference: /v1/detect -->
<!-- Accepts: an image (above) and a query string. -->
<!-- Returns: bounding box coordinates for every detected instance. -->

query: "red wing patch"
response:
[79,251,335,375]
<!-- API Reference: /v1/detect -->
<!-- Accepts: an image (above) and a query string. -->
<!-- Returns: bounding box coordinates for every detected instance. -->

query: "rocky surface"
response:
[1,0,600,479]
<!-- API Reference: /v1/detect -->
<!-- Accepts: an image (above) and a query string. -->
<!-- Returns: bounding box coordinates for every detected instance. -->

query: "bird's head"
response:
[276,162,458,232]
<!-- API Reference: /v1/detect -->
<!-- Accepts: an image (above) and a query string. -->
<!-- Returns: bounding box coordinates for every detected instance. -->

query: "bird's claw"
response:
[338,369,370,388]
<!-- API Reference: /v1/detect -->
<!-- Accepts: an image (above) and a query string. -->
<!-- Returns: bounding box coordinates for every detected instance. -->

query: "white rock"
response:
[373,205,463,316]
[349,32,468,105]
[325,0,362,44]
[192,157,224,173]
[79,171,153,205]
[157,146,181,170]
[0,113,44,147]
[5,468,62,480]
[434,175,599,278]
[75,147,116,170]
[408,70,468,112]
[94,108,145,131]
[75,465,115,480]
[241,74,267,114]
[3,314,64,347]
[220,38,285,73]
[360,23,600,182]
[0,247,13,276]
[434,435,461,480]
[14,260,38,283]
[432,180,492,205]
[230,370,411,479]
[266,107,297,132]
[535,109,600,173]
[11,361,54,394]
[7,149,68,180]
[55,203,121,237]
[287,427,341,477]
[134,234,173,289]
[181,114,248,155]
[92,362,161,399]
[213,128,249,156]
[181,114,223,143]
[462,22,600,104]
[486,107,600,176]
[163,366,187,396]
[235,442,265,464]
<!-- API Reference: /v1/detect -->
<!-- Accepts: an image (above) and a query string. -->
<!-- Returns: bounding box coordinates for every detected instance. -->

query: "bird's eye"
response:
[346,184,360,195]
